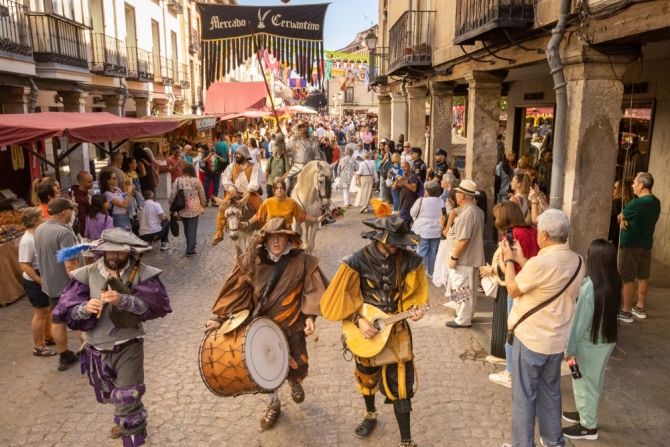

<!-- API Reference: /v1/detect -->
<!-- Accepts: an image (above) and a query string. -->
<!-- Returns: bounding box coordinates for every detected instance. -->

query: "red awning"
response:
[204,82,267,115]
[0,112,180,146]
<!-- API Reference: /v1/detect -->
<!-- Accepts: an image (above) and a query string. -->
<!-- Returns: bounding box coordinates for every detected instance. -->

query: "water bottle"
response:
[567,357,582,379]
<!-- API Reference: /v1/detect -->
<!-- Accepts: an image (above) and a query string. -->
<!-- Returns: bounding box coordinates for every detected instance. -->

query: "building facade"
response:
[373,0,670,264]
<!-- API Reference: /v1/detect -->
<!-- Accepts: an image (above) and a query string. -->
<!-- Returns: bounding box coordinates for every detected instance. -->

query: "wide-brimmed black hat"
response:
[361,215,420,246]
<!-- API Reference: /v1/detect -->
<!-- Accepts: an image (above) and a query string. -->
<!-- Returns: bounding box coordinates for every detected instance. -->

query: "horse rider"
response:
[285,119,323,197]
[204,217,329,431]
[211,145,263,246]
[320,215,427,447]
[52,228,172,447]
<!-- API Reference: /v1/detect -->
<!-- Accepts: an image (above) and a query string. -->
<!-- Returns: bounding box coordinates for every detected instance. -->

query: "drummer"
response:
[204,217,329,431]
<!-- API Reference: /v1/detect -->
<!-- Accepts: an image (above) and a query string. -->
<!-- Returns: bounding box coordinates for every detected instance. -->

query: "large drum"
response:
[199,317,290,397]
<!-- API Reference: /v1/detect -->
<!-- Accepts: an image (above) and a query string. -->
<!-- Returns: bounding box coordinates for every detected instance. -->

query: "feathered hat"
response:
[56,228,151,262]
[361,215,420,246]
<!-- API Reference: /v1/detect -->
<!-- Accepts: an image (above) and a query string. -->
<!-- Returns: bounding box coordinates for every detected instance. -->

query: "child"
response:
[84,194,114,260]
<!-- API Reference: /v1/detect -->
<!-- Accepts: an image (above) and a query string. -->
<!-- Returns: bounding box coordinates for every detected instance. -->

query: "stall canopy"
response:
[133,114,220,143]
[0,112,180,147]
[205,82,267,115]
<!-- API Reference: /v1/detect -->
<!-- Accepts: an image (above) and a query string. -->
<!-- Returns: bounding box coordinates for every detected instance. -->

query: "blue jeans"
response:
[391,189,400,211]
[511,338,565,447]
[139,219,170,244]
[506,295,513,373]
[112,213,131,230]
[181,216,199,254]
[398,208,412,232]
[417,237,440,276]
[204,174,221,201]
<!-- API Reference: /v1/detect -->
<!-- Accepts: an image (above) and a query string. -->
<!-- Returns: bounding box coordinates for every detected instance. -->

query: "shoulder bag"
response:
[507,255,582,345]
[169,178,186,213]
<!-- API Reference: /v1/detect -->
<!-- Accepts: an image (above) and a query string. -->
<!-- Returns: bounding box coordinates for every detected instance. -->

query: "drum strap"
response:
[252,252,293,319]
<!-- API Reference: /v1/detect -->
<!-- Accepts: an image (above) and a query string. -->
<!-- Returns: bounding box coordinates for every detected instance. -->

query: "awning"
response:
[0,112,180,147]
[204,81,267,115]
[131,114,221,143]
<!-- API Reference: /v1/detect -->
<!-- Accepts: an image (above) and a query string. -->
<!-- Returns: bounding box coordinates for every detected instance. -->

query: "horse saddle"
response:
[101,276,142,329]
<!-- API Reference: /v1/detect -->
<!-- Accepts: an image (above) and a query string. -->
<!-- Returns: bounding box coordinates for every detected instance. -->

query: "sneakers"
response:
[486,355,507,365]
[57,351,79,371]
[160,242,171,251]
[489,370,512,388]
[562,411,580,424]
[563,422,598,440]
[632,306,647,319]
[360,206,368,213]
[618,311,633,323]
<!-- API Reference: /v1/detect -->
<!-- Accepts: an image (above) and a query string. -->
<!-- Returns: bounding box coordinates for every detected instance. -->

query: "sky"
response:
[236,0,379,51]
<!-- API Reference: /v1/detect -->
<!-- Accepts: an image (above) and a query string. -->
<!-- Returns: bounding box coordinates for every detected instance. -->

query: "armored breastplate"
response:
[290,138,318,164]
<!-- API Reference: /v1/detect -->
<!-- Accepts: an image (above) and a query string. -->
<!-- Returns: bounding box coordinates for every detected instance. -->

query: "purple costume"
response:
[53,257,171,447]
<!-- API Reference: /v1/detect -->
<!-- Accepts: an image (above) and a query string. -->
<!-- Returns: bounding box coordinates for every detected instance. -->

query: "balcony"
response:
[189,29,199,54]
[127,47,153,82]
[90,33,127,77]
[153,54,173,85]
[167,0,182,14]
[28,13,89,70]
[454,0,534,46]
[178,63,190,89]
[388,10,435,76]
[0,0,32,58]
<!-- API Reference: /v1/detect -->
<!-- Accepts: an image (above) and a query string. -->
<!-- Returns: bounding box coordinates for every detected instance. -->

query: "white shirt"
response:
[410,197,444,239]
[352,149,367,165]
[316,127,326,139]
[138,199,165,236]
[324,130,335,141]
[249,148,261,165]
[400,151,414,168]
[18,231,39,281]
[357,160,379,181]
[221,161,261,193]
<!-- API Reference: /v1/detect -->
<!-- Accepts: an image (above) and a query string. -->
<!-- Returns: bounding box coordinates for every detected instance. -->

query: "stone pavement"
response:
[0,191,668,447]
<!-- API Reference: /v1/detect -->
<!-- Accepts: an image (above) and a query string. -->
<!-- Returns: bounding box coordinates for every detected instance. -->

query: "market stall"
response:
[136,114,220,154]
[0,112,180,304]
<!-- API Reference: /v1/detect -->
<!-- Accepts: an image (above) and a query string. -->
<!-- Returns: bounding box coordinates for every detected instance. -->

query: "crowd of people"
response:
[13,108,663,447]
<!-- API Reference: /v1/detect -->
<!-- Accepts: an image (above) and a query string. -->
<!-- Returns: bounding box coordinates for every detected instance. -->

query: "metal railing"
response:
[167,0,182,14]
[388,10,435,73]
[188,28,199,53]
[454,0,534,45]
[127,47,153,82]
[90,33,127,76]
[0,0,32,57]
[28,13,89,69]
[153,54,173,85]
[179,63,190,89]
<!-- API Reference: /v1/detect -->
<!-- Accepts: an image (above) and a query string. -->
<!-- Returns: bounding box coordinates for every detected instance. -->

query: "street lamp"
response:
[366,32,377,51]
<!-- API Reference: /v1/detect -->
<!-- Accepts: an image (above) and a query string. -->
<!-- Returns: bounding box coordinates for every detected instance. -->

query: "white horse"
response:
[290,160,333,254]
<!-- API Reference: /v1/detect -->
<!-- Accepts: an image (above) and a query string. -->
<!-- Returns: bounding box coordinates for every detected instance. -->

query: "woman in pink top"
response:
[360,126,373,151]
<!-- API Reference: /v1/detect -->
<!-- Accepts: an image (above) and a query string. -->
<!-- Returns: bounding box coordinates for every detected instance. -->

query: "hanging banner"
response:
[198,4,328,41]
[197,3,329,92]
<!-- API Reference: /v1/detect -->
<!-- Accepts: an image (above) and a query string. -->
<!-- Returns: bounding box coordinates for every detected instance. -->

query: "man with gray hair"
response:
[617,172,661,322]
[500,209,585,447]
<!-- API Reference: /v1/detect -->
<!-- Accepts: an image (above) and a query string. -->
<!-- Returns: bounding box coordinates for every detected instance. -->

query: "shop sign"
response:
[524,92,544,101]
[196,117,217,131]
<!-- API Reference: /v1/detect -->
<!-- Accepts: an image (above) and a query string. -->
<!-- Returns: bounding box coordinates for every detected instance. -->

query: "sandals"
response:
[44,338,56,346]
[33,346,57,357]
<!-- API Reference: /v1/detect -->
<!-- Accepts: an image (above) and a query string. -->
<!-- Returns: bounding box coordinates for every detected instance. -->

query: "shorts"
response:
[23,277,50,309]
[49,296,66,324]
[618,246,652,282]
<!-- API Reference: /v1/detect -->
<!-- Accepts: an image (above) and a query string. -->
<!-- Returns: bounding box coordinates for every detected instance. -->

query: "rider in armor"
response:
[285,120,323,197]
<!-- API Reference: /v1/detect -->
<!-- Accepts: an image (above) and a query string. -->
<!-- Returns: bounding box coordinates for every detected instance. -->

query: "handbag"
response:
[169,214,180,237]
[507,255,582,345]
[332,176,341,190]
[170,179,186,213]
[481,275,499,297]
[349,179,358,193]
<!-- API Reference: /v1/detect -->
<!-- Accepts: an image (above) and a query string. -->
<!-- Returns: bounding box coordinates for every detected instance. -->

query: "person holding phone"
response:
[481,202,539,388]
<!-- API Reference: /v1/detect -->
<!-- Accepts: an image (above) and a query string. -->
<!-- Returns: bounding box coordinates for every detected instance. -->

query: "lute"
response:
[342,288,473,358]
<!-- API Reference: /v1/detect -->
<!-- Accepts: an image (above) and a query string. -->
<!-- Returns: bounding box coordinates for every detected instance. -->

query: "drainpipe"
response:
[546,0,570,209]
[401,78,409,139]
[119,78,129,116]
[27,78,39,113]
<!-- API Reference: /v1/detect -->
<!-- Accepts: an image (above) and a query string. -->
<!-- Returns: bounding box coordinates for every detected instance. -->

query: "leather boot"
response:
[289,380,305,404]
[259,400,281,431]
[211,207,226,246]
[109,424,122,439]
[354,411,378,439]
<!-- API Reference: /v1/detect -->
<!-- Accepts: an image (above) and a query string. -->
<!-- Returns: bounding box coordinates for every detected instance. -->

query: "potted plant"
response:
[418,43,429,55]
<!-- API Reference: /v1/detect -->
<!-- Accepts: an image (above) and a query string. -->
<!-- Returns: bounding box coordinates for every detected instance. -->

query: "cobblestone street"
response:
[1,195,669,447]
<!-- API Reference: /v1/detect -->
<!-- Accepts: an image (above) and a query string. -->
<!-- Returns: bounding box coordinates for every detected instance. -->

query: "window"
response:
[345,87,354,104]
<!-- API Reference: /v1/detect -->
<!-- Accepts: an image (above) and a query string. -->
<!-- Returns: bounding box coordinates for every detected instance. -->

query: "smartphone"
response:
[505,229,514,247]
[441,207,447,217]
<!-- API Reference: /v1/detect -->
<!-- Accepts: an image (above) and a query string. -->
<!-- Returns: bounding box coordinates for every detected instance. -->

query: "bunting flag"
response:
[197,3,329,91]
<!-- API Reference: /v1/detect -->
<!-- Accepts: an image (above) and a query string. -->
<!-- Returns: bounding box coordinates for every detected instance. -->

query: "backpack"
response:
[415,178,425,198]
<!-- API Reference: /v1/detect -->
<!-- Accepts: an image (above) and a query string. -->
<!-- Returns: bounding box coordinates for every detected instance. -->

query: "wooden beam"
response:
[20,144,55,169]
[586,1,670,45]
[56,142,82,165]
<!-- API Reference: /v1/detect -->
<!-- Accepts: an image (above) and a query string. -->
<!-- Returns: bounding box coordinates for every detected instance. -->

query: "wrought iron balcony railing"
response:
[28,13,89,69]
[388,10,435,75]
[127,47,153,82]
[167,0,182,14]
[90,33,127,76]
[0,0,32,57]
[454,0,534,45]
[189,28,199,53]
[153,54,173,85]
[179,63,190,89]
